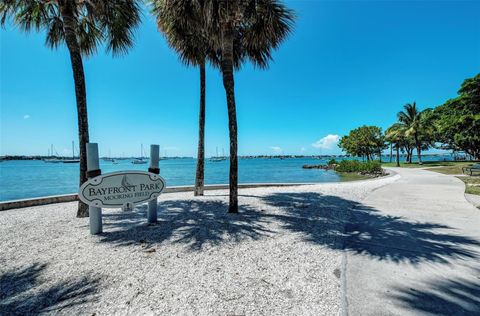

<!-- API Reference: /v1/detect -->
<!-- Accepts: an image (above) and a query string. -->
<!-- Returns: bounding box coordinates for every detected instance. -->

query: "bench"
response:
[462,163,480,176]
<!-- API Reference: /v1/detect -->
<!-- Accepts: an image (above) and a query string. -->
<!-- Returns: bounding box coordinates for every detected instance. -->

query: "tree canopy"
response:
[430,74,479,159]
[338,125,386,160]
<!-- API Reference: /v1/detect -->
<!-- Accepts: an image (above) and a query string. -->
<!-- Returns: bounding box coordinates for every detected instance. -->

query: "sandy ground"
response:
[0,175,398,315]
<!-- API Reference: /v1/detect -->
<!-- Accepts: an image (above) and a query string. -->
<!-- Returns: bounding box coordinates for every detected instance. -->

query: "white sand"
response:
[0,175,399,315]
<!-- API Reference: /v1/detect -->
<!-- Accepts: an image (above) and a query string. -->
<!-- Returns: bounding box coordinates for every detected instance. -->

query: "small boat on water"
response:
[209,147,227,162]
[43,158,62,163]
[103,150,115,162]
[44,142,80,163]
[132,144,148,164]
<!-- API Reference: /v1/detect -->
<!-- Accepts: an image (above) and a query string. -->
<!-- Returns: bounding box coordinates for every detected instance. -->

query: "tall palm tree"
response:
[151,0,218,197]
[154,0,294,213]
[1,0,141,217]
[204,0,295,213]
[398,102,424,164]
[385,123,406,167]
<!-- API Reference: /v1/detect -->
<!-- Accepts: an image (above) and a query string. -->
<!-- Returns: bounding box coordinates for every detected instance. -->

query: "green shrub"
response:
[327,159,337,166]
[336,160,382,174]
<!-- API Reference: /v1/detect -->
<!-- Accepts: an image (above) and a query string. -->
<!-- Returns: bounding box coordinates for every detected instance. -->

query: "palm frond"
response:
[2,0,141,57]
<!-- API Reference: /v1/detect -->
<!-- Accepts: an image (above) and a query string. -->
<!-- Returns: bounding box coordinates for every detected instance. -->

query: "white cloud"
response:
[270,146,283,153]
[312,134,340,149]
[300,147,306,153]
[23,114,30,119]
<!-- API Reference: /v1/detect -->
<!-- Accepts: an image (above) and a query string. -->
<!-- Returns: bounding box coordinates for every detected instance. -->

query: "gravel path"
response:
[0,175,398,315]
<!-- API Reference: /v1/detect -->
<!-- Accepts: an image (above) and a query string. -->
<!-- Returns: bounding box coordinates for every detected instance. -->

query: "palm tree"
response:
[398,102,424,164]
[151,0,218,197]
[154,0,294,213]
[204,0,295,213]
[385,123,406,167]
[1,0,141,217]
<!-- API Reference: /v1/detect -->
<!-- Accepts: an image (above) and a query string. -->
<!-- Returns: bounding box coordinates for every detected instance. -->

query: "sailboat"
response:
[43,144,62,163]
[132,144,148,164]
[62,141,80,163]
[103,149,115,162]
[210,147,227,162]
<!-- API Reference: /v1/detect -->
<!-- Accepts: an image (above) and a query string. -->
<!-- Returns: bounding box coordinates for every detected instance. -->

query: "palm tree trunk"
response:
[406,147,413,163]
[414,133,422,164]
[220,27,238,214]
[390,143,393,163]
[59,0,89,218]
[194,62,206,196]
[396,145,400,167]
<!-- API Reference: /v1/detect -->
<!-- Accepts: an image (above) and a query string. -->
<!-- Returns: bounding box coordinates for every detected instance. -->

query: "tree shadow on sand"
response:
[260,192,480,264]
[0,263,99,315]
[388,274,480,315]
[100,200,272,250]
[99,191,479,264]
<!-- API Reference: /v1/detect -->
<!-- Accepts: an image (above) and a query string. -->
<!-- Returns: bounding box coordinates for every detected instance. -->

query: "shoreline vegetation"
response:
[303,159,387,182]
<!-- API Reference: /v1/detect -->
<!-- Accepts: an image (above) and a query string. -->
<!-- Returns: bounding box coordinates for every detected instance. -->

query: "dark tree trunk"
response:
[406,147,413,163]
[220,27,238,214]
[194,62,206,196]
[390,143,393,163]
[59,1,89,218]
[414,133,422,164]
[396,145,400,167]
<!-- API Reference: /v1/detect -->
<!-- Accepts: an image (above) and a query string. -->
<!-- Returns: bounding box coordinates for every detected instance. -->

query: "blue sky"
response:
[1,1,479,157]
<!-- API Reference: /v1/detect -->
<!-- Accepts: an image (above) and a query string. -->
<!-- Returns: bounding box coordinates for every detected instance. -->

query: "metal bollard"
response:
[86,143,102,235]
[147,144,160,223]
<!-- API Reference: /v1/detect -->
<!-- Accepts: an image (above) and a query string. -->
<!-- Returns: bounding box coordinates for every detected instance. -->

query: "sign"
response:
[79,171,166,208]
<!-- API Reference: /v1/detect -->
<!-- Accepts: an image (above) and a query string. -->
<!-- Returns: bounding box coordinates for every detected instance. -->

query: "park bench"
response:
[462,163,480,176]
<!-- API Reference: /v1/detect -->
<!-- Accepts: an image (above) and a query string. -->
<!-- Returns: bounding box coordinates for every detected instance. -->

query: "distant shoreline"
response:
[0,153,452,161]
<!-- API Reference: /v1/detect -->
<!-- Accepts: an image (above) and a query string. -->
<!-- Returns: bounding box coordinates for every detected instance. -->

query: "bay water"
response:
[0,155,450,201]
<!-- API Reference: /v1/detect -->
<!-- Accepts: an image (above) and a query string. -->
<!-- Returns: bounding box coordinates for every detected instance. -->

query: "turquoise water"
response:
[0,155,451,201]
[0,158,339,201]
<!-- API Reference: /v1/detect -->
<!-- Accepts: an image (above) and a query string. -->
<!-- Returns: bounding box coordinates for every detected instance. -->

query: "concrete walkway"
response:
[344,167,480,316]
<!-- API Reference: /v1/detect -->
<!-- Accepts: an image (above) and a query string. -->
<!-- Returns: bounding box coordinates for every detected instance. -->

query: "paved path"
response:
[344,167,480,316]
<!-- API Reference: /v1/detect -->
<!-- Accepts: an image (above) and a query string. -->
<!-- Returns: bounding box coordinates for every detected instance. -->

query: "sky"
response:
[1,1,479,157]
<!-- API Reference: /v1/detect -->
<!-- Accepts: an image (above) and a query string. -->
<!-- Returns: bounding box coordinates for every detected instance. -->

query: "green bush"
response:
[336,160,382,174]
[327,159,337,166]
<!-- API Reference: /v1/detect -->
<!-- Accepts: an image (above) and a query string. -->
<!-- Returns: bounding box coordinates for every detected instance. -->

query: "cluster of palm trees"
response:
[1,0,295,216]
[386,102,432,167]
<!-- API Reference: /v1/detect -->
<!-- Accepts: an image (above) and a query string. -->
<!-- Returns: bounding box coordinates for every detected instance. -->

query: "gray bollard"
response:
[147,144,160,223]
[86,143,102,235]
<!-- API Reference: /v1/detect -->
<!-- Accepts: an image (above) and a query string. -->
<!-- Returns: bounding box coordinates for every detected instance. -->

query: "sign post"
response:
[79,143,166,235]
[147,144,160,223]
[86,143,102,235]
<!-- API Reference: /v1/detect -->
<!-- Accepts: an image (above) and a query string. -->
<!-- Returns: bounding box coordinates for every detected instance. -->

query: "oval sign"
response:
[79,171,166,208]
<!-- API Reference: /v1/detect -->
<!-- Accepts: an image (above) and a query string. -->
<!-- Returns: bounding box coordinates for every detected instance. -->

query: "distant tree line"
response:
[339,74,479,165]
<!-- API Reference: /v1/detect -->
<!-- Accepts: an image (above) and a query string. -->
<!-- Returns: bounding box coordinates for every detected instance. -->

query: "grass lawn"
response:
[457,176,480,196]
[337,172,374,182]
[382,161,476,175]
